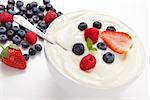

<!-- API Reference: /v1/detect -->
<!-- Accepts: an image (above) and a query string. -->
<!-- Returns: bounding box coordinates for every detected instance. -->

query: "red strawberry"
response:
[101,31,133,54]
[0,12,13,24]
[25,32,37,45]
[84,28,99,44]
[44,11,57,25]
[0,44,26,70]
[80,54,96,71]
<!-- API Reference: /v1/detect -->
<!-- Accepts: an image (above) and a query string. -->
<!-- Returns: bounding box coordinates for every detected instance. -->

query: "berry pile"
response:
[0,0,63,70]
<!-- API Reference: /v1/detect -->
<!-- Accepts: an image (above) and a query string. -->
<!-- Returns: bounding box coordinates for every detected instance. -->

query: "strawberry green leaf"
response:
[0,54,2,59]
[90,47,97,51]
[1,47,9,58]
[87,38,93,49]
[8,44,18,50]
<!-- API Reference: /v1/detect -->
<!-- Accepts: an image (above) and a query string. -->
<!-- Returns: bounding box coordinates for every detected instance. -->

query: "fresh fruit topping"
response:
[12,25,20,32]
[0,26,7,34]
[25,10,34,18]
[8,9,16,15]
[0,34,8,43]
[12,35,22,45]
[86,38,97,51]
[56,11,63,17]
[37,21,46,29]
[44,11,57,25]
[80,54,96,71]
[106,26,116,31]
[16,0,24,9]
[28,47,36,56]
[97,42,107,50]
[26,3,32,10]
[6,30,14,39]
[84,28,99,44]
[21,41,30,49]
[8,0,15,5]
[24,54,30,61]
[78,22,88,31]
[32,15,39,23]
[25,32,37,45]
[93,21,102,29]
[45,3,53,11]
[101,31,133,54]
[32,7,39,15]
[0,12,13,24]
[30,1,38,8]
[6,4,14,10]
[34,44,42,52]
[0,44,26,70]
[19,6,26,13]
[43,0,50,5]
[17,29,26,38]
[0,5,5,11]
[103,52,115,64]
[39,5,46,12]
[37,12,44,20]
[72,43,85,55]
[5,22,12,29]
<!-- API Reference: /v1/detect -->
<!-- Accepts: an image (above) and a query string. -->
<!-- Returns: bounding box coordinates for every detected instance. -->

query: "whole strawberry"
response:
[0,44,26,70]
[0,12,13,24]
[44,11,57,25]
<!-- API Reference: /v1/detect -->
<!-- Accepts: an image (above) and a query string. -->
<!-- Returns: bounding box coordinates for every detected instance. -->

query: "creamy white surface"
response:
[45,11,145,89]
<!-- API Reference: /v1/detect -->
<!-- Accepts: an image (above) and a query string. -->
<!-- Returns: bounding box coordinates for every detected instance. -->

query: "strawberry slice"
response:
[100,31,133,54]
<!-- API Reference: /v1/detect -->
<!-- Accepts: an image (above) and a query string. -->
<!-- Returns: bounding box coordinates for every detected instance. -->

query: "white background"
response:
[0,0,149,100]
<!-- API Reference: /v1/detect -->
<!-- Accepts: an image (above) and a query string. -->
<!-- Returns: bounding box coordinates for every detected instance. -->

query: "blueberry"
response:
[0,34,8,43]
[106,26,116,31]
[24,54,30,61]
[19,25,25,30]
[103,52,115,64]
[28,19,34,25]
[34,44,42,52]
[97,42,107,50]
[72,43,85,55]
[19,6,26,13]
[43,0,50,5]
[32,15,39,23]
[8,9,16,15]
[16,11,24,16]
[45,3,53,11]
[5,22,12,30]
[6,4,14,10]
[17,29,26,38]
[6,30,14,39]
[39,5,45,12]
[37,21,46,29]
[50,8,56,12]
[16,0,24,9]
[30,1,38,8]
[28,47,36,56]
[37,12,44,20]
[26,10,33,18]
[26,3,32,10]
[78,22,88,31]
[21,41,30,48]
[0,26,7,34]
[8,0,15,5]
[0,5,5,11]
[57,11,63,17]
[12,35,22,45]
[32,7,39,15]
[93,21,102,29]
[12,25,20,33]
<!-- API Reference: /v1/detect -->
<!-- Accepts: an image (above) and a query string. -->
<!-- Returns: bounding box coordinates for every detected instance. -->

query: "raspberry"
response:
[80,54,96,71]
[44,11,57,25]
[25,32,37,45]
[84,28,99,44]
[0,12,13,24]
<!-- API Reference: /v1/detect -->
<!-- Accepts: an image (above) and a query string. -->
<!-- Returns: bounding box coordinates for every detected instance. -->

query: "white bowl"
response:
[44,11,145,93]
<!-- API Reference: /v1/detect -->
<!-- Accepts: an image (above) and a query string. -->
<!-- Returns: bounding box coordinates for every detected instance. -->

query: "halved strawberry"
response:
[100,31,133,54]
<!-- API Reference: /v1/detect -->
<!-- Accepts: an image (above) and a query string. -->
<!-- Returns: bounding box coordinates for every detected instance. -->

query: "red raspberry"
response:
[80,54,96,71]
[44,11,57,25]
[25,32,37,45]
[0,12,13,24]
[84,28,99,44]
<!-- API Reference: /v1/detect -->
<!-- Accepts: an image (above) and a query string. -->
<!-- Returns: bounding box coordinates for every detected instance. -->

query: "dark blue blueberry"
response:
[45,3,53,11]
[32,7,39,15]
[19,6,26,13]
[34,44,42,52]
[6,30,14,39]
[8,0,15,5]
[0,34,8,43]
[26,10,34,18]
[16,11,24,16]
[37,21,46,29]
[16,0,24,9]
[6,4,14,10]
[78,22,88,31]
[30,1,38,8]
[93,21,102,29]
[17,29,26,38]
[12,25,20,33]
[106,26,116,31]
[0,26,7,34]
[5,22,12,30]
[72,43,85,55]
[24,54,30,61]
[19,25,25,30]
[28,47,36,56]
[21,41,30,48]
[97,42,107,50]
[103,52,115,64]
[39,5,45,12]
[43,0,50,5]
[0,5,5,11]
[37,12,44,20]
[8,9,16,15]
[57,11,63,17]
[12,35,22,45]
[50,7,56,12]
[32,15,39,23]
[26,3,32,10]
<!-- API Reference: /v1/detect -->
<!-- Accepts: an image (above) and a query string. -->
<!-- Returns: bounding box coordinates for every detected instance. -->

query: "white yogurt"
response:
[45,11,145,89]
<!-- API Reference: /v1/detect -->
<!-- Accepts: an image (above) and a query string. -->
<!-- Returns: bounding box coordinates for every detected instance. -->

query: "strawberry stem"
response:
[0,44,4,49]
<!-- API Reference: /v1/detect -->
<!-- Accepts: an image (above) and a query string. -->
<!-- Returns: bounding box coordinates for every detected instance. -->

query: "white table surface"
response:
[0,0,149,100]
